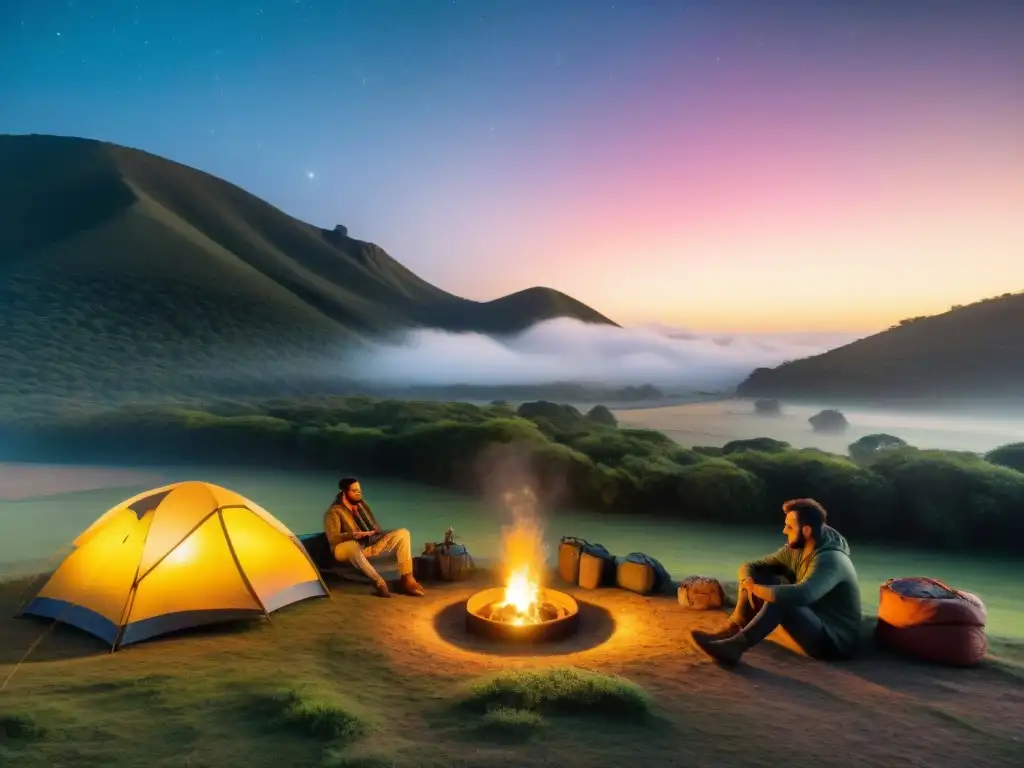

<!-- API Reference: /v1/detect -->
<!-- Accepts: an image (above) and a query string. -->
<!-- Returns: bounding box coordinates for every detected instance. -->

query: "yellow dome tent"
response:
[19,481,329,649]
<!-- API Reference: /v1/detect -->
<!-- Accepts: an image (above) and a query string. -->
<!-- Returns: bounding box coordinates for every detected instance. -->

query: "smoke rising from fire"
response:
[499,486,549,587]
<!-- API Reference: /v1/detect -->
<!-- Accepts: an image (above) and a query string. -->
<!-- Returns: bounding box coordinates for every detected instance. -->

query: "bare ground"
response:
[1,570,1022,768]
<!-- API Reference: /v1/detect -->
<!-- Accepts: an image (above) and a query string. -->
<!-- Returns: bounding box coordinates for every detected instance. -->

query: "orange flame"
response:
[495,487,546,624]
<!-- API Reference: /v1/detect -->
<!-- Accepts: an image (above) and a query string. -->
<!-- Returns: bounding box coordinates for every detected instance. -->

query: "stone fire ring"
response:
[465,587,581,643]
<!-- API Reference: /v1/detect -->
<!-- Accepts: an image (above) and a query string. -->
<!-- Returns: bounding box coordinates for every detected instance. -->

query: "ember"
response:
[476,598,569,624]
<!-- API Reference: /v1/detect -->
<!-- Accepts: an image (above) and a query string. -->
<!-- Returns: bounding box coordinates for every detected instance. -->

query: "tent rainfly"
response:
[19,481,329,649]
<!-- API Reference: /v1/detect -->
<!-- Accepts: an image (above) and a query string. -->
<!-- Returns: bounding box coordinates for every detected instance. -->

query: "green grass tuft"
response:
[463,667,651,720]
[320,750,396,768]
[475,706,545,742]
[248,685,372,742]
[0,711,47,741]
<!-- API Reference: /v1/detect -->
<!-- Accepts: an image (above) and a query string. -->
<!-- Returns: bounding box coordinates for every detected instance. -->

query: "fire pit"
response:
[465,573,580,643]
[465,487,580,643]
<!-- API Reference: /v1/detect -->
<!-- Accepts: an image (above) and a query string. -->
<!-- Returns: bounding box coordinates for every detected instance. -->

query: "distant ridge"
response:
[737,291,1024,404]
[0,134,617,398]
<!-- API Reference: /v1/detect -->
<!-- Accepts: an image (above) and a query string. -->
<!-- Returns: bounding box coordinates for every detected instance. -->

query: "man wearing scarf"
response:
[324,477,425,598]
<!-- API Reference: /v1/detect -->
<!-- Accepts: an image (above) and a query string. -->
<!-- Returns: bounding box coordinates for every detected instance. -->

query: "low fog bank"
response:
[620,399,1024,456]
[337,318,864,390]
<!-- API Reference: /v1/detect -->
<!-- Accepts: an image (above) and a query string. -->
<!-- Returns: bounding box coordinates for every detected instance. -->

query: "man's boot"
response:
[691,620,741,644]
[371,576,392,598]
[690,630,748,666]
[399,573,425,597]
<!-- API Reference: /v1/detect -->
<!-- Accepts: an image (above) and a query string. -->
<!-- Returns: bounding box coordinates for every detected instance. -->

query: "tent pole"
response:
[217,510,271,620]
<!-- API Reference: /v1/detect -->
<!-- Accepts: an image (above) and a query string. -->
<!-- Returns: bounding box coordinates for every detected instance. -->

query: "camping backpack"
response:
[557,536,590,584]
[577,543,617,589]
[616,552,672,595]
[436,542,474,582]
[677,576,726,610]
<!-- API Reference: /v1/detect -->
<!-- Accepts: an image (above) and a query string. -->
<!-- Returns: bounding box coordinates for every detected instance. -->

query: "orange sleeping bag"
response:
[875,577,988,667]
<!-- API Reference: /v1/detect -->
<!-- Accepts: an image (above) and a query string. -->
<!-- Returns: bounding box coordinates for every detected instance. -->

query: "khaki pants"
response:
[333,528,413,580]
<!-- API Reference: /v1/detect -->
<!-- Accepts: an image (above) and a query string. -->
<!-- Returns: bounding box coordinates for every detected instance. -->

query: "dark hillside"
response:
[737,292,1024,404]
[0,134,616,398]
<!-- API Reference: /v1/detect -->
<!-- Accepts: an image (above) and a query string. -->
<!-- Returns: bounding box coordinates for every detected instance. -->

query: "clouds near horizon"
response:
[341,319,862,390]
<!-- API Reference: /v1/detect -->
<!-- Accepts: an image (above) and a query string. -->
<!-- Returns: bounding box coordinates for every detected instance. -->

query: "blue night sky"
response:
[2,1,1022,331]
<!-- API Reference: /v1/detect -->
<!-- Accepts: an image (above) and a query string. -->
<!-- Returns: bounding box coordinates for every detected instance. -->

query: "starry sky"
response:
[2,1,1022,333]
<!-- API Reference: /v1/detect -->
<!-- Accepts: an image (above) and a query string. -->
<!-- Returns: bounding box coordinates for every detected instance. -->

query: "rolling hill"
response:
[0,134,616,400]
[736,291,1024,404]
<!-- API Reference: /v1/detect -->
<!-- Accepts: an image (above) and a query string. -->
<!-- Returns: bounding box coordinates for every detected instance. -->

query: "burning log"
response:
[477,600,567,624]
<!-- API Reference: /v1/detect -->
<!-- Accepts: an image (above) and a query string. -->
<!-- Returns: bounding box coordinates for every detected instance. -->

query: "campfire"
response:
[465,488,580,642]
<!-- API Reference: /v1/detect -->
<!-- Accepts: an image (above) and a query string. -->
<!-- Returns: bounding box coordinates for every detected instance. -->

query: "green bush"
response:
[985,442,1024,474]
[809,409,849,433]
[724,449,892,537]
[585,404,617,427]
[0,712,46,741]
[722,437,790,455]
[249,685,371,742]
[848,433,911,463]
[3,395,1023,552]
[475,707,546,740]
[462,667,651,720]
[865,449,1024,546]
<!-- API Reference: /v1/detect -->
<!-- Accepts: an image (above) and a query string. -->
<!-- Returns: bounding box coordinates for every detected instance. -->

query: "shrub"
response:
[754,398,781,416]
[985,442,1024,474]
[516,400,582,423]
[0,712,46,741]
[5,398,1024,553]
[848,433,911,463]
[462,667,651,720]
[476,707,545,740]
[722,437,790,455]
[809,409,849,433]
[675,459,765,523]
[250,686,371,742]
[724,449,891,538]
[585,404,618,427]
[865,450,1024,547]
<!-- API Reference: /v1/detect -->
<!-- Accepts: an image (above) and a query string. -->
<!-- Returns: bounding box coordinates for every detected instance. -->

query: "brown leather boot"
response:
[371,577,392,598]
[399,573,425,597]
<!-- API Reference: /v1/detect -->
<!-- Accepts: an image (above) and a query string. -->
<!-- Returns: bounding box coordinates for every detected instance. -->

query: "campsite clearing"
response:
[2,570,1022,768]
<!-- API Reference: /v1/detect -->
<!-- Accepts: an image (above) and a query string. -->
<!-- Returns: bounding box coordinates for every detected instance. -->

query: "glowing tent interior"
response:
[19,481,329,649]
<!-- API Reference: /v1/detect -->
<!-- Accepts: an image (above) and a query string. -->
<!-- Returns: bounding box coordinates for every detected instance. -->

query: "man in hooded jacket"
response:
[690,498,862,665]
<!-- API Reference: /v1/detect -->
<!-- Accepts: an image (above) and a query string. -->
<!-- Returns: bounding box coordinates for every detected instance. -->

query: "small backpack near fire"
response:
[578,543,617,589]
[616,553,672,595]
[677,576,726,610]
[434,526,475,582]
[557,536,589,584]
[558,536,618,588]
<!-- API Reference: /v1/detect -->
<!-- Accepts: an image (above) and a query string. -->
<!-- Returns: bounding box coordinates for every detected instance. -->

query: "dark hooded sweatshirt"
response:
[739,525,863,657]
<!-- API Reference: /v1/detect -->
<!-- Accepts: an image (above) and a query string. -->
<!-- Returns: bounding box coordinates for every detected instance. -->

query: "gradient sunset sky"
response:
[2,1,1021,333]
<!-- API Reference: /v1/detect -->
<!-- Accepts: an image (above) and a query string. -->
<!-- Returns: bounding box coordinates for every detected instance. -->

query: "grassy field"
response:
[2,568,1022,768]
